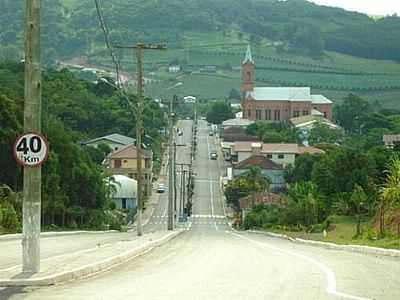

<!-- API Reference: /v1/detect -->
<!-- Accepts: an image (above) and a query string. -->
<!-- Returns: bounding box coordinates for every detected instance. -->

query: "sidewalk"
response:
[0,230,183,287]
[134,147,169,227]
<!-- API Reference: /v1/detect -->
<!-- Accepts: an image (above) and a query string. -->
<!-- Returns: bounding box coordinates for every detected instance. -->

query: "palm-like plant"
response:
[378,157,400,237]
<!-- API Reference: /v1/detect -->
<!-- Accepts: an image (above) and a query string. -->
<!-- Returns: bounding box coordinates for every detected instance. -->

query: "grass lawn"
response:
[269,215,400,250]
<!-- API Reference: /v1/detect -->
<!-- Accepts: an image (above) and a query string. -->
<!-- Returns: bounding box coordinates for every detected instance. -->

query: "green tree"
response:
[206,101,234,124]
[308,122,342,145]
[334,94,370,133]
[285,153,321,184]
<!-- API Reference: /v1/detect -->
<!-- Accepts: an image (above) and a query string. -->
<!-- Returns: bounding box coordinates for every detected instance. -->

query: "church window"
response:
[274,110,280,121]
[265,110,272,120]
[256,110,262,120]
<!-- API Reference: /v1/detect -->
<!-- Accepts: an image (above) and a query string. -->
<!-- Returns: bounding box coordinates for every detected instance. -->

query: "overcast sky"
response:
[308,0,399,16]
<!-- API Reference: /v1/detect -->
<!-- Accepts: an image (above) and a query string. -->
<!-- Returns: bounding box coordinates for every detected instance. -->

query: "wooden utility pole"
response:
[23,0,42,272]
[114,43,166,236]
[167,99,174,230]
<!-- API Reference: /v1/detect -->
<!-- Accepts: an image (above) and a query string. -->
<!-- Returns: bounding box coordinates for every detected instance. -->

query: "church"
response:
[241,46,333,122]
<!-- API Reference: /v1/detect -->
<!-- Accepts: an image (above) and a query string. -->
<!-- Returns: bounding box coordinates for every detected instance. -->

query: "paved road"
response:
[2,120,400,300]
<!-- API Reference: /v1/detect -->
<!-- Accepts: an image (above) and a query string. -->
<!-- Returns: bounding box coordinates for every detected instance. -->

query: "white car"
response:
[156,183,166,193]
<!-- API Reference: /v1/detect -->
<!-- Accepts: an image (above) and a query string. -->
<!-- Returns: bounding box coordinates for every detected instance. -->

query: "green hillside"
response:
[2,0,400,108]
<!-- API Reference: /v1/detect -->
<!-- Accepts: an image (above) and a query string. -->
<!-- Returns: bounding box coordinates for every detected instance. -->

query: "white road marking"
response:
[230,231,371,300]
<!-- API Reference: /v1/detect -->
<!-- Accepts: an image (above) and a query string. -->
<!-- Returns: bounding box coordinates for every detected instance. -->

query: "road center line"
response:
[229,231,371,300]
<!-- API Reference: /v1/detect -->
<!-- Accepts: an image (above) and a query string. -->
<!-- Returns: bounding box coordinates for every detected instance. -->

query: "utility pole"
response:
[23,0,42,273]
[114,43,166,236]
[167,98,174,230]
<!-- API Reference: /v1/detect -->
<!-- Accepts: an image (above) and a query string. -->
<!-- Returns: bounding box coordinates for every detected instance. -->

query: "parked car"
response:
[209,131,214,136]
[210,151,218,160]
[178,130,183,136]
[156,183,166,193]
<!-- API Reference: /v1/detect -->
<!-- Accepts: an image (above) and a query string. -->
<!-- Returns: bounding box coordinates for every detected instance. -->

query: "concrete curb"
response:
[0,230,119,241]
[247,230,400,258]
[0,230,183,287]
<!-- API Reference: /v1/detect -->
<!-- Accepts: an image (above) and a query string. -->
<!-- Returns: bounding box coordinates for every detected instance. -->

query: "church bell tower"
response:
[242,45,255,96]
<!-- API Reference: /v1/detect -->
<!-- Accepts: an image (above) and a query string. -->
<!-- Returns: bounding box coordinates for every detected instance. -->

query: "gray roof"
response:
[311,95,333,104]
[222,118,255,127]
[83,133,135,146]
[246,87,333,104]
[108,175,137,199]
[243,45,254,64]
[247,87,311,101]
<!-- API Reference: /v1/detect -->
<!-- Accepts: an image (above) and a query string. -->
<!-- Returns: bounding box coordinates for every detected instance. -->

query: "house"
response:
[383,134,400,148]
[82,133,135,152]
[221,127,260,161]
[107,175,137,210]
[241,45,333,122]
[103,144,153,197]
[232,155,286,191]
[289,114,340,131]
[168,65,181,73]
[221,118,255,130]
[239,192,282,211]
[232,141,324,166]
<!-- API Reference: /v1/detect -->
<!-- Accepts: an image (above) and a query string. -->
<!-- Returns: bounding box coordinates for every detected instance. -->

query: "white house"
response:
[168,65,181,73]
[108,175,137,210]
[232,141,324,167]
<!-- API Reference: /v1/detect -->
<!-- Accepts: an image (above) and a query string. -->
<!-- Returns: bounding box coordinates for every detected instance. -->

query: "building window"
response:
[265,110,271,120]
[248,109,251,118]
[128,173,134,178]
[256,109,262,120]
[293,110,300,118]
[274,110,280,121]
[278,154,284,159]
[267,154,273,159]
[122,198,127,209]
[303,110,309,116]
[323,112,327,118]
[145,159,151,168]
[114,159,122,168]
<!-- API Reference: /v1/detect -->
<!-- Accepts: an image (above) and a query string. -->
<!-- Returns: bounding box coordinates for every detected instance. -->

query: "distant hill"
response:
[1,0,400,62]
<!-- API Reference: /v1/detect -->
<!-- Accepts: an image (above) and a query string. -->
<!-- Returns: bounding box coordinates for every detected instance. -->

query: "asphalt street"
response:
[2,120,399,300]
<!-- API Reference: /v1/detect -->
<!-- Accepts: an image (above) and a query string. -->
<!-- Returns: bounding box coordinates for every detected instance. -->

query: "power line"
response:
[93,0,135,113]
[93,0,124,89]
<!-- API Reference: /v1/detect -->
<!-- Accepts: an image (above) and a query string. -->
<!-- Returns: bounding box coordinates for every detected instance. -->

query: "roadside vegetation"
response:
[0,62,166,234]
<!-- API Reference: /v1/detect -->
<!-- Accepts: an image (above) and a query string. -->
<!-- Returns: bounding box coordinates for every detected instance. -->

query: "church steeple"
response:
[242,45,255,94]
[243,44,254,64]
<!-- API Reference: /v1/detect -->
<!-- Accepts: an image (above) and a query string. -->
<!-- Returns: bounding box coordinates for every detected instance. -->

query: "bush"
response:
[0,202,20,232]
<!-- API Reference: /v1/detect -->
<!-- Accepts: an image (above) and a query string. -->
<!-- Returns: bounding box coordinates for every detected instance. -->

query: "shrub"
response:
[0,202,20,232]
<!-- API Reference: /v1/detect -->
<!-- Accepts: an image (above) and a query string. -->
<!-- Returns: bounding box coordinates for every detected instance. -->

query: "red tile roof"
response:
[298,146,325,155]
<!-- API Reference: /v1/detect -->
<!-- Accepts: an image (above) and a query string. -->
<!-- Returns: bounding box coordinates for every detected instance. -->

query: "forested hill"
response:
[1,0,400,62]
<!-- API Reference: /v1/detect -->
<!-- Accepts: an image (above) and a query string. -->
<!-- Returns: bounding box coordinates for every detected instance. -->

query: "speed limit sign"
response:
[13,132,49,167]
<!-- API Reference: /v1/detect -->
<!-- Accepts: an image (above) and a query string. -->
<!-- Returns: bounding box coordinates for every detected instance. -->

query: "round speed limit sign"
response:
[13,132,49,167]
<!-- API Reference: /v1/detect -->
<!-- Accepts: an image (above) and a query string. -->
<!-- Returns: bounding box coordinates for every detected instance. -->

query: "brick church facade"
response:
[241,46,333,122]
